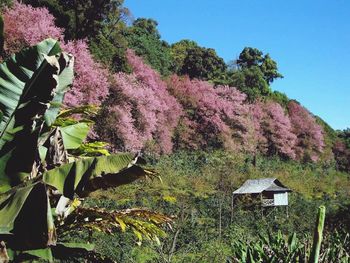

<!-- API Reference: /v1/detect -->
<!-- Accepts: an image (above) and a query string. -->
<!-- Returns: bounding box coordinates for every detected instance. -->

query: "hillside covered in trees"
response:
[2,0,348,166]
[0,1,350,262]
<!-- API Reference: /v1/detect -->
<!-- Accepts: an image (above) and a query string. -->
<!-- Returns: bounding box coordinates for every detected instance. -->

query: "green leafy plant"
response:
[0,39,170,262]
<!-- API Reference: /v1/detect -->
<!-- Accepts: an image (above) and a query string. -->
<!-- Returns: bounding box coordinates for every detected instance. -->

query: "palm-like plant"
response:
[0,38,170,262]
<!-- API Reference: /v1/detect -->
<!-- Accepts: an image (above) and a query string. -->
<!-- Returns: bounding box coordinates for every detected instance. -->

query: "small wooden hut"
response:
[233,178,291,207]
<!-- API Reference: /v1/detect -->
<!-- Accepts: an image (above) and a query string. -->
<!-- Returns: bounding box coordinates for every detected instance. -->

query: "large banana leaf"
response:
[6,242,95,262]
[42,153,147,199]
[44,52,74,127]
[38,122,90,169]
[0,182,56,249]
[60,122,90,150]
[0,183,35,235]
[0,39,73,193]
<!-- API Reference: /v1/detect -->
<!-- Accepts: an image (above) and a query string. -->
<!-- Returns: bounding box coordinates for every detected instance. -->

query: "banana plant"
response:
[0,39,170,262]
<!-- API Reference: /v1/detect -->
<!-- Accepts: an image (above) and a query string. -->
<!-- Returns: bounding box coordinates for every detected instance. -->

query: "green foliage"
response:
[23,0,126,40]
[338,128,350,149]
[270,90,290,107]
[0,38,64,192]
[230,47,283,101]
[229,66,271,101]
[125,18,173,75]
[90,32,130,72]
[0,39,170,262]
[237,47,264,68]
[89,4,131,72]
[260,54,284,84]
[237,47,283,85]
[179,44,227,81]
[170,39,197,73]
[58,148,350,261]
[0,0,12,9]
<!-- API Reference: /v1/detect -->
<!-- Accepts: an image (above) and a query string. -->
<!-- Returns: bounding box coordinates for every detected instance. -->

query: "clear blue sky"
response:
[124,0,350,130]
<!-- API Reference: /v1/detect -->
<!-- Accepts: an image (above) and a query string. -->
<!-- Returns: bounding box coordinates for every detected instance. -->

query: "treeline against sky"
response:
[1,1,349,170]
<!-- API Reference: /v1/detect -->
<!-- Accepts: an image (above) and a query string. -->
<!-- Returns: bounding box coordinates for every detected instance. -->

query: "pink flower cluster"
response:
[100,50,183,153]
[61,40,109,107]
[2,2,326,161]
[253,101,297,159]
[168,75,250,151]
[2,1,109,107]
[288,101,324,161]
[2,1,63,54]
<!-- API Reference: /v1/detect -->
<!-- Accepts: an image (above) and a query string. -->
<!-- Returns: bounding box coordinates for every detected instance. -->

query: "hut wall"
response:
[274,192,288,206]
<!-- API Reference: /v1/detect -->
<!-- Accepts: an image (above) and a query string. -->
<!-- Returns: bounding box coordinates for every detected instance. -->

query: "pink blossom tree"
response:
[98,51,183,153]
[126,50,183,153]
[2,1,63,54]
[168,75,251,151]
[288,100,324,161]
[249,102,268,154]
[264,101,297,159]
[1,2,326,159]
[98,73,161,152]
[2,2,109,107]
[251,101,296,159]
[61,40,109,107]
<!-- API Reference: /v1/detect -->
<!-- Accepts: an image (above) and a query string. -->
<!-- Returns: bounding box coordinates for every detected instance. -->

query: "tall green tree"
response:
[229,47,283,100]
[183,46,227,81]
[229,66,270,101]
[125,18,173,75]
[23,0,131,72]
[170,39,197,73]
[236,47,264,68]
[171,39,228,83]
[89,0,130,71]
[260,54,283,84]
[236,47,283,85]
[23,0,127,40]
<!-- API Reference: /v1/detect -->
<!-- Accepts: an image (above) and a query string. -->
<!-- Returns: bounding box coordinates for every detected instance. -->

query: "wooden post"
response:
[219,197,222,240]
[230,194,234,223]
[260,193,263,218]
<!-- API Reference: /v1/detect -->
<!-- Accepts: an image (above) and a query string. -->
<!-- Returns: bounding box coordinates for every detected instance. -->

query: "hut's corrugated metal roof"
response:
[233,178,291,194]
